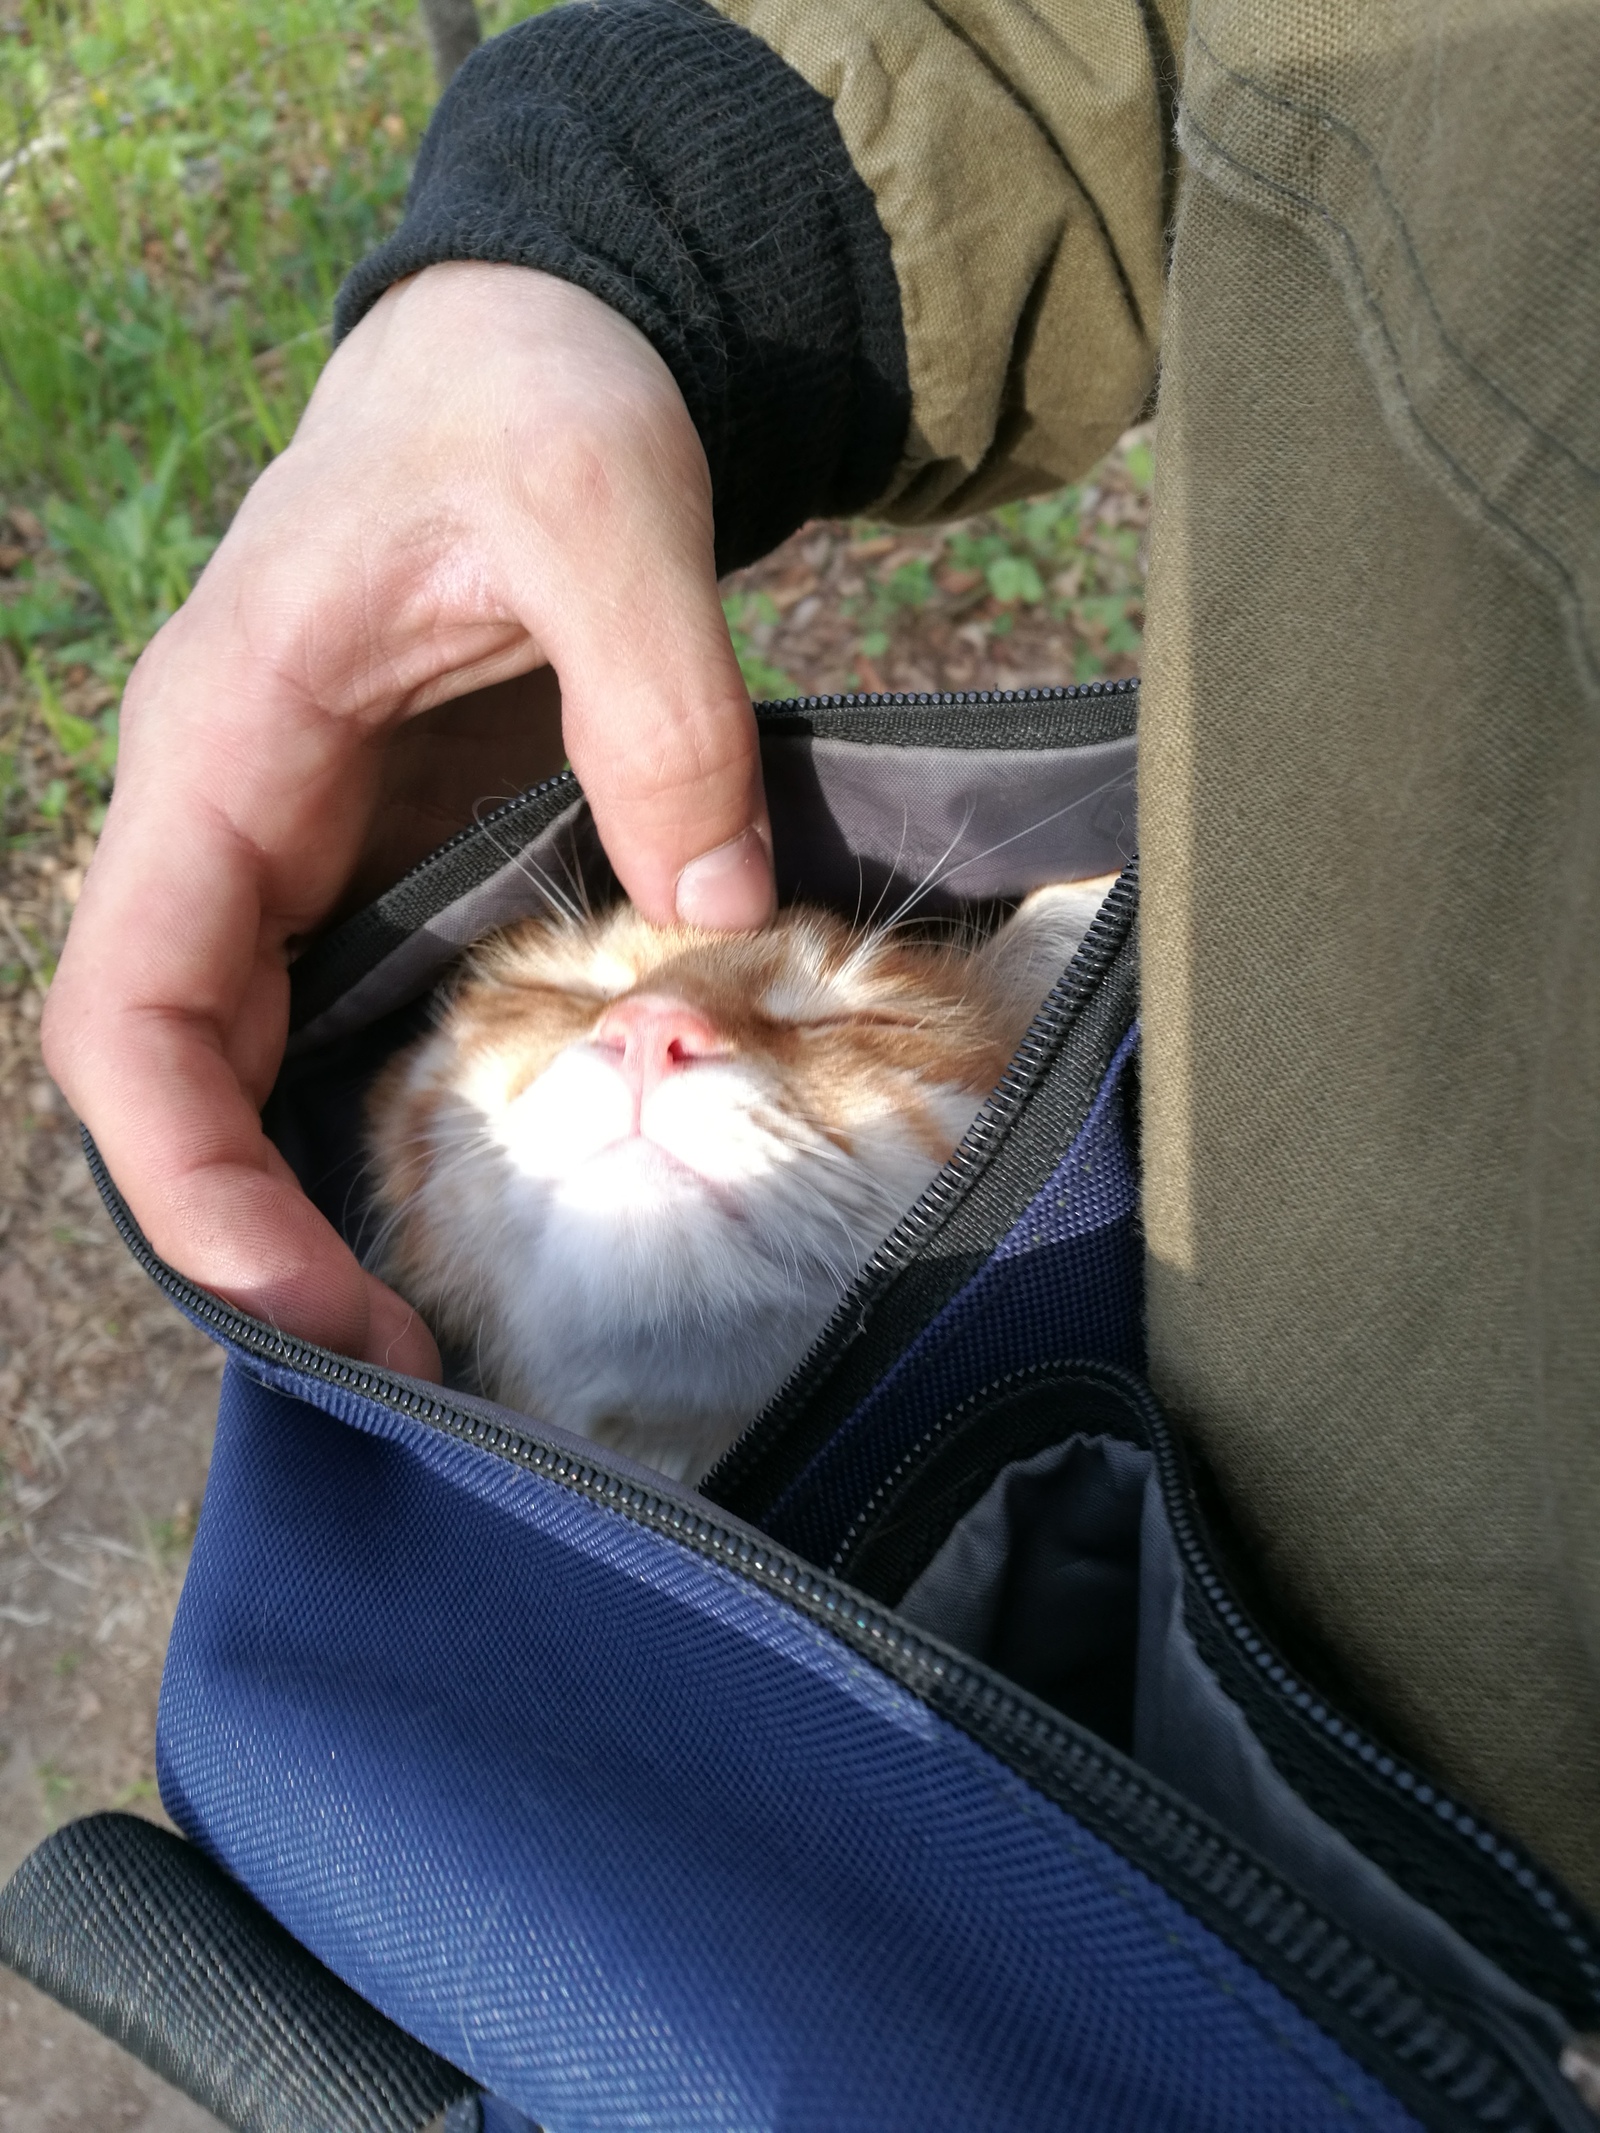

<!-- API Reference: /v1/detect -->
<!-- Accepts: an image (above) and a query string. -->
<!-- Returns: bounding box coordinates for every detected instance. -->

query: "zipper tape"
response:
[83,1130,1586,2133]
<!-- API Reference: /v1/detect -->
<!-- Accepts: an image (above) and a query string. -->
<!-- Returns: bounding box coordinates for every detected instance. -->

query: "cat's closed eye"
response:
[365,883,1112,1482]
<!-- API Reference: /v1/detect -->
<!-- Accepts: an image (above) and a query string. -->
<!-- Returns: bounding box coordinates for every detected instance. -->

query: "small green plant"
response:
[30,657,117,774]
[723,590,795,701]
[846,456,1149,679]
[37,1759,75,1827]
[148,1496,198,1565]
[984,553,1045,606]
[0,0,559,842]
[846,553,936,658]
[0,572,81,653]
[46,438,217,646]
[19,654,119,828]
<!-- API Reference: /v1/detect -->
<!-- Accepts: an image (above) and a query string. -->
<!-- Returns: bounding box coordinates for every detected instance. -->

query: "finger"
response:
[44,663,438,1375]
[560,567,776,932]
[468,272,776,931]
[46,975,441,1381]
[42,271,552,1368]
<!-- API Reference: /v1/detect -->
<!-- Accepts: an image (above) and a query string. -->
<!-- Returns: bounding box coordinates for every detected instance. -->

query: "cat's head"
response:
[367,884,1110,1479]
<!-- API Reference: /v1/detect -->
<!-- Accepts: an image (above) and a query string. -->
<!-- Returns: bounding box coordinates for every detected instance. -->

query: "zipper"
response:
[346,676,1139,916]
[83,1133,1586,2133]
[701,860,1140,1519]
[821,1356,1600,2039]
[748,676,1139,748]
[288,679,1138,1037]
[356,673,1137,908]
[288,764,587,1037]
[1148,1381,1600,2036]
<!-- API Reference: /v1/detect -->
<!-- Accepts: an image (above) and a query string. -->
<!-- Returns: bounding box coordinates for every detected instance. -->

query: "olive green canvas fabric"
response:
[713,0,1181,518]
[1139,0,1600,1906]
[718,0,1600,1904]
[1141,178,1600,1904]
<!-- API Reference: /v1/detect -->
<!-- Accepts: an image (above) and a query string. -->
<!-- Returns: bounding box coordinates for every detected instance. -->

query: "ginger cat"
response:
[367,884,1111,1480]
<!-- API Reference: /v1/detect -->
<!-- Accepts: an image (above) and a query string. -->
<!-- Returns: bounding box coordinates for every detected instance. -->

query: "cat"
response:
[366,881,1114,1482]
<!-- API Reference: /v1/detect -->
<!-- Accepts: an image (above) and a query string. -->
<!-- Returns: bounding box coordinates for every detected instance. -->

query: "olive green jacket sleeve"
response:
[340,0,1183,566]
[716,0,1184,519]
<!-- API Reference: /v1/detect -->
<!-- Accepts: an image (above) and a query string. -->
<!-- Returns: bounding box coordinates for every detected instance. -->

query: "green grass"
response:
[0,0,550,832]
[0,0,1146,846]
[35,1756,75,1826]
[854,465,1149,683]
[146,1495,197,1564]
[722,589,796,701]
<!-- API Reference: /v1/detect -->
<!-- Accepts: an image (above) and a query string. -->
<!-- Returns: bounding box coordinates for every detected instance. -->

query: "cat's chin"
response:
[367,884,1116,1480]
[475,1276,827,1485]
[552,1133,741,1222]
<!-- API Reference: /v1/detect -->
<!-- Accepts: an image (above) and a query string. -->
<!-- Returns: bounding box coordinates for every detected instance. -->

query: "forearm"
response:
[337,0,909,571]
[340,0,1181,551]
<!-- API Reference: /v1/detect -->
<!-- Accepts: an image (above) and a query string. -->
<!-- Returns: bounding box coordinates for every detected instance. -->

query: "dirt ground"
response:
[0,452,1149,2126]
[0,857,226,2129]
[0,823,228,2124]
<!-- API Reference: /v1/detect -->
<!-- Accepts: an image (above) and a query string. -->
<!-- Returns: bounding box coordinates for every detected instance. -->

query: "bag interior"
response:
[268,701,1140,1312]
[259,698,1587,2085]
[892,1420,1571,2061]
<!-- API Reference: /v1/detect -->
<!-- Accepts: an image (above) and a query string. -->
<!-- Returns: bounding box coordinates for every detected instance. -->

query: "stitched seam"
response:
[1185,18,1600,487]
[1180,102,1598,697]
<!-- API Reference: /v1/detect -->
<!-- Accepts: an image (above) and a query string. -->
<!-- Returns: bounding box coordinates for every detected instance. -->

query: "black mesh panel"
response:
[0,1813,479,2132]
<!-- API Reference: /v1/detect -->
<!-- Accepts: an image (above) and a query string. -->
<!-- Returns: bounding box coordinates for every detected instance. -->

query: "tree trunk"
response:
[420,0,482,89]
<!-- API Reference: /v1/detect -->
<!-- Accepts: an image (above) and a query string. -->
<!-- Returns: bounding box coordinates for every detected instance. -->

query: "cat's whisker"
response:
[363,887,1062,1481]
[548,827,596,925]
[354,1126,507,1268]
[782,1153,908,1217]
[468,801,588,928]
[840,802,982,962]
[893,774,1132,919]
[856,802,915,942]
[850,852,868,936]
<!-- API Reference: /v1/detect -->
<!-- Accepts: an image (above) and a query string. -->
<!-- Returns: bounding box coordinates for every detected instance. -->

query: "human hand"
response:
[43,262,773,1375]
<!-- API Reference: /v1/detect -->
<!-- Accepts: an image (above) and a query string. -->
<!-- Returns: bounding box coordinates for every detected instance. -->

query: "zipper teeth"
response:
[1140,1385,1600,2015]
[752,678,1139,712]
[82,1142,1565,2126]
[836,877,1131,1273]
[357,679,1135,913]
[704,864,1139,1490]
[877,1360,1600,2020]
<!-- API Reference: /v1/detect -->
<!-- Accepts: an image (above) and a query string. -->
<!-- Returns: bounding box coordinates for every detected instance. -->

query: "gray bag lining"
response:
[290,797,603,1054]
[767,733,1136,908]
[898,1436,1571,2056]
[289,732,1137,1053]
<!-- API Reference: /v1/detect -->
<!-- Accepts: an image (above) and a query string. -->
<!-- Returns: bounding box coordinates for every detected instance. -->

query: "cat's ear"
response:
[977,876,1118,1037]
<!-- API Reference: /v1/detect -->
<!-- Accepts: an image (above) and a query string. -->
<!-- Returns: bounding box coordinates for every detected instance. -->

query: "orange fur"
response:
[365,887,1108,1480]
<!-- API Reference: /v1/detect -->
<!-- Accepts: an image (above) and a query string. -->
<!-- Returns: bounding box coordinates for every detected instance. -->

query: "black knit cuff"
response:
[335,0,909,572]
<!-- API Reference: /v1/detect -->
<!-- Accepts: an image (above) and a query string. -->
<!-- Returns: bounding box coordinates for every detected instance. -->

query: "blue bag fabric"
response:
[19,686,1600,2131]
[156,1355,1415,2133]
[752,1022,1143,1566]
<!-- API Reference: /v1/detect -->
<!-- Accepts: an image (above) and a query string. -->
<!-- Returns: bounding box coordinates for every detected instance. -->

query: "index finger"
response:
[43,640,441,1378]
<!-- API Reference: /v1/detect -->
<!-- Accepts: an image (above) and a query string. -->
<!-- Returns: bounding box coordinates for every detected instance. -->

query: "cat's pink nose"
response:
[591,994,728,1102]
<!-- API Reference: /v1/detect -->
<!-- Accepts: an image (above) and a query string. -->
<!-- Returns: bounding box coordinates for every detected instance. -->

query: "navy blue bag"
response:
[5,682,1599,2133]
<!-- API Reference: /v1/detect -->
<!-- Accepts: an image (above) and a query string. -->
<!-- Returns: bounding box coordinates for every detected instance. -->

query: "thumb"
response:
[562,568,776,931]
[498,292,775,931]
